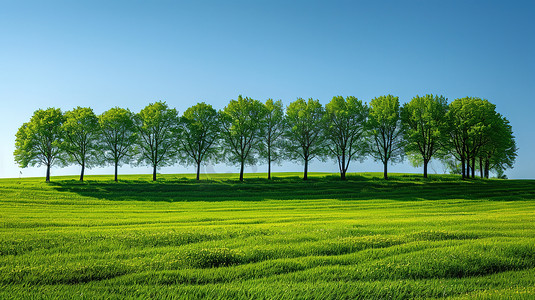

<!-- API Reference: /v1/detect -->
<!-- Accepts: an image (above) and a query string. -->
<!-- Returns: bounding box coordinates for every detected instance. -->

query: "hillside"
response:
[1,173,534,299]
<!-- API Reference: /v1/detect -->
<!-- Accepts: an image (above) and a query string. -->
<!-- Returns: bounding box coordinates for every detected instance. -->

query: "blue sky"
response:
[1,0,534,179]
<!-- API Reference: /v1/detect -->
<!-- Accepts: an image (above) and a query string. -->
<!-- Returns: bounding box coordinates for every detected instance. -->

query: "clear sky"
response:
[1,0,534,179]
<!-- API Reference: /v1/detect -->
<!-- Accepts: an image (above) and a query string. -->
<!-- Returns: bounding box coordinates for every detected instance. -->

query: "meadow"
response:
[0,172,534,299]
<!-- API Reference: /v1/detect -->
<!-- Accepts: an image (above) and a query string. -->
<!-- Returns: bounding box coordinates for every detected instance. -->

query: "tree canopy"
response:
[445,97,498,179]
[14,108,65,182]
[477,113,517,178]
[284,98,326,180]
[62,107,100,181]
[324,96,368,180]
[220,95,267,181]
[368,95,404,180]
[401,94,448,178]
[260,99,286,180]
[13,95,517,181]
[178,102,220,180]
[98,107,137,181]
[135,101,180,181]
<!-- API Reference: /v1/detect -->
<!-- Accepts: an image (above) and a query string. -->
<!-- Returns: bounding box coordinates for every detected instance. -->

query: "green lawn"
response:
[1,172,534,299]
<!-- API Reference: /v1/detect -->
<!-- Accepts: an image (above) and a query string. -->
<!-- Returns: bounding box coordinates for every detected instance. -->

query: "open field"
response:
[1,172,534,299]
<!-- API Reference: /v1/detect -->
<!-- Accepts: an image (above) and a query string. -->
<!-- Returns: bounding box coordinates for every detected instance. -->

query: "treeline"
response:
[14,95,517,182]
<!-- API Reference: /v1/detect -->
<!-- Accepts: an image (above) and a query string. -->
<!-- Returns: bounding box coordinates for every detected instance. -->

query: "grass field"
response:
[1,172,534,299]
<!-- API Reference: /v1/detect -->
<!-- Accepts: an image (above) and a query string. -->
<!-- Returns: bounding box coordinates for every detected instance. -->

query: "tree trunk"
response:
[114,161,118,182]
[80,162,85,181]
[471,157,476,178]
[46,163,51,182]
[303,159,308,181]
[383,161,388,180]
[466,154,471,178]
[423,159,428,178]
[468,165,472,178]
[196,161,201,180]
[340,153,346,180]
[466,163,470,178]
[479,157,484,178]
[467,152,471,178]
[239,160,244,181]
[267,147,271,180]
[484,159,490,178]
[152,164,157,181]
[461,157,465,180]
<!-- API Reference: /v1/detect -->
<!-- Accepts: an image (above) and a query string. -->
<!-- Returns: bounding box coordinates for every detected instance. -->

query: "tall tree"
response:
[401,94,448,178]
[14,108,65,182]
[220,95,266,181]
[62,107,100,181]
[466,99,495,178]
[98,107,137,182]
[324,96,368,180]
[478,114,517,178]
[368,95,404,180]
[178,102,220,180]
[260,99,286,180]
[135,101,179,181]
[445,99,469,179]
[284,98,326,180]
[445,97,496,179]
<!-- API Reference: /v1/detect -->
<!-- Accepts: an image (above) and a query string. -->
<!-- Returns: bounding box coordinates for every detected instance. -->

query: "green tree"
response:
[62,107,100,181]
[324,96,368,180]
[445,99,469,179]
[368,95,404,180]
[220,95,267,181]
[466,99,496,178]
[135,101,179,181]
[284,98,326,180]
[178,102,220,180]
[260,99,286,180]
[445,97,496,179]
[14,108,65,182]
[98,107,137,182]
[478,114,517,178]
[401,94,448,178]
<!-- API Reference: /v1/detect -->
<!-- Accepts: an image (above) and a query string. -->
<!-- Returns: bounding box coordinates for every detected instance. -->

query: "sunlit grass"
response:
[0,172,534,299]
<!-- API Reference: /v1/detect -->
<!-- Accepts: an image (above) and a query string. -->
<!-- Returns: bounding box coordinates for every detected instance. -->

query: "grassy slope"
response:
[0,172,534,299]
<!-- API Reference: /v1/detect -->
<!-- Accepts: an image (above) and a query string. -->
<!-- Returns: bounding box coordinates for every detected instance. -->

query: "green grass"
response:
[1,172,534,299]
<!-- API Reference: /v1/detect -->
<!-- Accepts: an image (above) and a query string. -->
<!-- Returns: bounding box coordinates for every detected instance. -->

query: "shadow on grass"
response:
[48,175,535,203]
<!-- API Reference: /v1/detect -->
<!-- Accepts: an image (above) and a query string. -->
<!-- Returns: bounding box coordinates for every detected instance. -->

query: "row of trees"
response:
[14,95,517,182]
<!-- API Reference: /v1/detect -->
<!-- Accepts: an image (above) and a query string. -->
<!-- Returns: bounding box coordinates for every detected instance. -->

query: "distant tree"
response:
[466,99,496,179]
[260,99,286,180]
[284,98,326,180]
[135,101,180,181]
[401,94,448,178]
[14,108,65,182]
[445,99,468,179]
[478,114,517,178]
[178,102,220,180]
[98,107,137,182]
[439,154,462,175]
[368,95,404,180]
[445,97,496,179]
[220,95,267,181]
[324,96,368,180]
[62,107,100,181]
